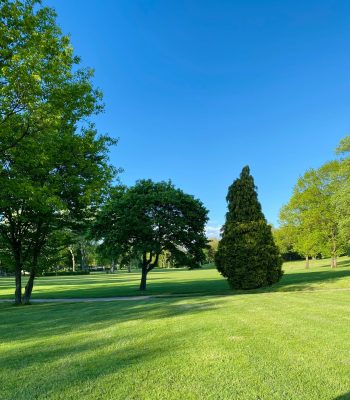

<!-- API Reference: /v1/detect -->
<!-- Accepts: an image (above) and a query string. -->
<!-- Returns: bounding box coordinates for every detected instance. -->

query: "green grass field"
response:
[1,258,350,399]
[1,257,350,299]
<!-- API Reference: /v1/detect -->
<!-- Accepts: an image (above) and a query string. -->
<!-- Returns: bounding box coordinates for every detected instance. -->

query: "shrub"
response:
[41,270,90,276]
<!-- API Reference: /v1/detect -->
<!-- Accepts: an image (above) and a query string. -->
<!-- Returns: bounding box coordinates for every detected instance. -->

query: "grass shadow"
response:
[1,259,350,300]
[334,393,350,400]
[1,299,217,399]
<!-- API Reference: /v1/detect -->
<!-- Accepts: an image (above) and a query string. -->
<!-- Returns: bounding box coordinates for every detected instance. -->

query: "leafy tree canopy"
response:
[279,160,344,268]
[0,0,117,304]
[335,136,350,242]
[92,180,209,290]
[0,0,102,153]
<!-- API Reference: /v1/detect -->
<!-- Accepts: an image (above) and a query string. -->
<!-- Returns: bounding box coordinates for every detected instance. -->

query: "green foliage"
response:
[92,180,209,289]
[0,0,102,153]
[204,238,219,263]
[41,270,90,276]
[272,226,303,261]
[335,136,350,243]
[215,166,283,289]
[279,160,345,267]
[0,0,117,303]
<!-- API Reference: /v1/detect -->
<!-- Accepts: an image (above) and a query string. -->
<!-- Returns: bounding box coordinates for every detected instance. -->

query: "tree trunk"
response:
[331,238,337,268]
[22,271,35,305]
[22,247,40,304]
[139,267,147,290]
[305,255,310,269]
[139,252,159,290]
[13,244,22,305]
[69,247,75,272]
[80,243,87,270]
[331,256,337,268]
[127,264,131,273]
[14,263,22,305]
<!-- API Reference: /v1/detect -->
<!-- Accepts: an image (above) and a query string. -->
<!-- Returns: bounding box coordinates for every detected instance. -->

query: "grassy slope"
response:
[1,290,350,399]
[1,257,350,299]
[1,258,350,399]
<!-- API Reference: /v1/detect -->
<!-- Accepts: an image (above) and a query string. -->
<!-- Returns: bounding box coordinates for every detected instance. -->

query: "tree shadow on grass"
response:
[0,299,215,399]
[269,268,350,292]
[321,259,350,268]
[29,268,350,298]
[0,298,216,343]
[334,393,350,399]
[2,262,350,301]
[0,299,217,398]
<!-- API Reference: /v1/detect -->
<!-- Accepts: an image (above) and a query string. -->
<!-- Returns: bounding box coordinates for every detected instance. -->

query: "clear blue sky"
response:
[47,0,350,235]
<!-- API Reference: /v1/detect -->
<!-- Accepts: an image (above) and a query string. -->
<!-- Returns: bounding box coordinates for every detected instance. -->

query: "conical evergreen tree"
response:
[215,166,283,289]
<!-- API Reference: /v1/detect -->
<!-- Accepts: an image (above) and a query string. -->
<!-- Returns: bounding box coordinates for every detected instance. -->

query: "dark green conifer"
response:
[215,166,283,289]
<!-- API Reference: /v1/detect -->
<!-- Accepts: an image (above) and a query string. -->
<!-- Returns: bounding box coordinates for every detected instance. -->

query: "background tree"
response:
[204,238,219,264]
[272,225,303,261]
[92,180,209,290]
[279,161,344,268]
[334,136,350,247]
[279,204,321,268]
[215,166,283,289]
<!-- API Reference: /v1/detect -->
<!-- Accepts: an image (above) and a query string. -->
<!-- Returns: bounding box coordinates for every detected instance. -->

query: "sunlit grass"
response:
[1,257,350,299]
[1,289,350,399]
[1,258,350,399]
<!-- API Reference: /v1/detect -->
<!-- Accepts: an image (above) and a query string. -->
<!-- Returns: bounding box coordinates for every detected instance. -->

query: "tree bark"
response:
[22,246,40,304]
[111,258,115,273]
[13,244,22,305]
[22,271,35,305]
[331,256,337,268]
[68,247,75,272]
[331,238,337,268]
[14,262,22,305]
[139,267,147,290]
[305,255,310,269]
[139,252,160,290]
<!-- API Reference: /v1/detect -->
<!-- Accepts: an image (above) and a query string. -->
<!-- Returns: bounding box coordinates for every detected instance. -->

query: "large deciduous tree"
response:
[92,180,209,290]
[279,161,344,268]
[0,0,117,304]
[215,166,283,289]
[0,125,116,304]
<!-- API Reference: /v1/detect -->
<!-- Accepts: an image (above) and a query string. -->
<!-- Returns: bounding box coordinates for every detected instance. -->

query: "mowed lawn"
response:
[1,257,350,299]
[1,259,350,399]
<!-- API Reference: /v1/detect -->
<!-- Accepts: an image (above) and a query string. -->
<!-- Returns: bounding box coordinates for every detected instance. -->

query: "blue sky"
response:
[47,0,350,235]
